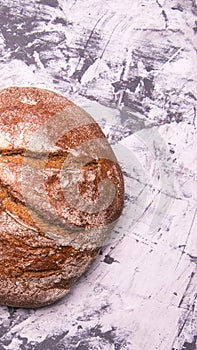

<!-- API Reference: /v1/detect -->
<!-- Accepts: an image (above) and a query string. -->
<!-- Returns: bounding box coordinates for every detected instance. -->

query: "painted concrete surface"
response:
[0,0,196,349]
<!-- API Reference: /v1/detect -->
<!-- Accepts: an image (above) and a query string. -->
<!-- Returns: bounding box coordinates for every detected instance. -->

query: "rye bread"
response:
[0,87,124,308]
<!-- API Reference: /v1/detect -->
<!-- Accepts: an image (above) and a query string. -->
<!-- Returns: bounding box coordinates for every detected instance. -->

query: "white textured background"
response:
[0,0,196,349]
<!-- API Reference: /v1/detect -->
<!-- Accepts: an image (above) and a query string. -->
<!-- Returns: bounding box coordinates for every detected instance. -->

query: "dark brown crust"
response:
[0,87,124,308]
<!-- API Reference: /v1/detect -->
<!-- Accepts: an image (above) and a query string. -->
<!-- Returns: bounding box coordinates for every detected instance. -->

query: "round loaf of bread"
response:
[0,87,124,308]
